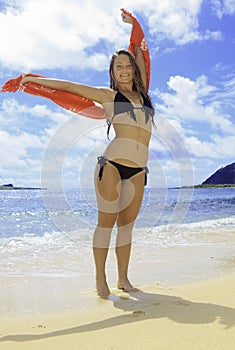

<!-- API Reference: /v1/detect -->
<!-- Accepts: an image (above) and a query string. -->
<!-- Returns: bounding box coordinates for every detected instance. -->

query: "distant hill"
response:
[202,162,235,185]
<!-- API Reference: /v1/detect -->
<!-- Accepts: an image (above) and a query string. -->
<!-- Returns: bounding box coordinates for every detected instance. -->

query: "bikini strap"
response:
[144,166,149,186]
[97,156,107,180]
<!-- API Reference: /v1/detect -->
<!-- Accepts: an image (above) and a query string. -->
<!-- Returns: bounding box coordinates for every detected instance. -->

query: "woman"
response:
[11,10,155,298]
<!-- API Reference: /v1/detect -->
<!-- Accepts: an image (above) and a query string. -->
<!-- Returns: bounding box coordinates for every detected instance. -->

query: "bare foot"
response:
[118,278,140,293]
[96,279,111,298]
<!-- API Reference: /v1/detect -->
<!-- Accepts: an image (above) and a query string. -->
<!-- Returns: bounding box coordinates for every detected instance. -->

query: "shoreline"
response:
[1,233,235,317]
[0,273,234,350]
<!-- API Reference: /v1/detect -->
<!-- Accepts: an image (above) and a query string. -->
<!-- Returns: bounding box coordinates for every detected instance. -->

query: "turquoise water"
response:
[0,187,234,279]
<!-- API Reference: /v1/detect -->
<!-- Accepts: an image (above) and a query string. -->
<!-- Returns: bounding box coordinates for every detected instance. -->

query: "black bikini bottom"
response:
[97,156,149,186]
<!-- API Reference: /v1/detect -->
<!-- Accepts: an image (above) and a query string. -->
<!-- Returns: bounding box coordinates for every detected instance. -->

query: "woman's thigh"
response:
[117,171,145,228]
[94,162,121,227]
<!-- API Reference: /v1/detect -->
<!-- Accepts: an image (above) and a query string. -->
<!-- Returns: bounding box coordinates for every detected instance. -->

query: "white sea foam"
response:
[132,216,235,248]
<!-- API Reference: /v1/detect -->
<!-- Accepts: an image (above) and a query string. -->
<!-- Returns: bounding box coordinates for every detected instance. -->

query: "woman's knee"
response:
[117,216,135,230]
[97,212,117,229]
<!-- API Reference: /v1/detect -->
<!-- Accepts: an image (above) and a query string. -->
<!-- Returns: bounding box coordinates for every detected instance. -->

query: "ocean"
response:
[0,186,234,314]
[1,186,234,272]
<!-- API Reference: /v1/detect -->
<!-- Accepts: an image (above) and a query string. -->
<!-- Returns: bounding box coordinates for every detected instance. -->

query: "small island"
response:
[0,183,41,190]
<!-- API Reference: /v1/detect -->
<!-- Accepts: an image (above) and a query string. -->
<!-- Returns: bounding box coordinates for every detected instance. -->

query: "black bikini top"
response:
[113,91,154,123]
[106,91,154,138]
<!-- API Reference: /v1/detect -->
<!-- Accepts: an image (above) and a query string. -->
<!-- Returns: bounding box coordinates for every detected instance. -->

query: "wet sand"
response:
[0,273,234,350]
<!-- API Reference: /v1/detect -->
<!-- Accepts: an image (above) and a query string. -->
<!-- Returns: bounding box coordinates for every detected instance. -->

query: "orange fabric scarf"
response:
[1,9,150,120]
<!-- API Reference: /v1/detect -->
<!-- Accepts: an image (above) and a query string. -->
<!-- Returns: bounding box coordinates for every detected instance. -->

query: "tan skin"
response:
[21,12,151,298]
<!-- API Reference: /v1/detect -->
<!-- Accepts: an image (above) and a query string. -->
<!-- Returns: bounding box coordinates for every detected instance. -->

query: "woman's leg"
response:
[93,162,121,297]
[93,215,116,298]
[116,171,145,292]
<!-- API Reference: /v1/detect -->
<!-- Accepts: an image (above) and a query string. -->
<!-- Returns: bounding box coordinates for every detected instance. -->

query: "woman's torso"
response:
[103,91,152,167]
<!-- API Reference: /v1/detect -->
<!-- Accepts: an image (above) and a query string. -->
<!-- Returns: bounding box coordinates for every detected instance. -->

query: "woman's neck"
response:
[117,82,133,92]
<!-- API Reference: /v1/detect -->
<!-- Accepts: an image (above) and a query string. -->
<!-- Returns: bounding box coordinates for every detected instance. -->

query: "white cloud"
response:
[210,134,235,157]
[0,96,108,187]
[152,73,235,162]
[1,98,50,117]
[0,129,44,167]
[0,97,69,184]
[135,0,222,45]
[155,74,235,134]
[0,0,227,71]
[186,134,235,158]
[0,0,127,71]
[0,97,70,137]
[211,0,235,18]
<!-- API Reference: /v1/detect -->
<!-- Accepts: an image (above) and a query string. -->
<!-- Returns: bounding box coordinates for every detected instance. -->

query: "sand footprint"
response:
[132,310,146,317]
[175,300,191,306]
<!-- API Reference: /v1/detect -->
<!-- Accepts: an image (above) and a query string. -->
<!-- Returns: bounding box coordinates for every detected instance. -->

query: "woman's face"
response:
[113,54,134,86]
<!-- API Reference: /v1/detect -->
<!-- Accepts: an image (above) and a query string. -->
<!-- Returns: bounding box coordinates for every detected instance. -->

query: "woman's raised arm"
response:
[121,8,150,91]
[20,75,113,105]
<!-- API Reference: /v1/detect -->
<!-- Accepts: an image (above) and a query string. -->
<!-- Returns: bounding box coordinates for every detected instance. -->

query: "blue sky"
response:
[0,0,235,188]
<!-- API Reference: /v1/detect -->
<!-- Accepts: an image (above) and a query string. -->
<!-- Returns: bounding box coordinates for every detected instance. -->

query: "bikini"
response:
[97,156,149,185]
[97,91,153,186]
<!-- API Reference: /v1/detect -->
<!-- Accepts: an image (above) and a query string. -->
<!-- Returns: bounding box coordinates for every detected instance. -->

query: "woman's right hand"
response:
[1,74,25,92]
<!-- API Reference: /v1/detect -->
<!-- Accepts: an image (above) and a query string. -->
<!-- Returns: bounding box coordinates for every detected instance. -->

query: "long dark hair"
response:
[107,49,155,137]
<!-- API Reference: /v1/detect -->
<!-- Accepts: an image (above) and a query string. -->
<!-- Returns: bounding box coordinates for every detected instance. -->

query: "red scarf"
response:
[121,8,150,91]
[1,9,150,120]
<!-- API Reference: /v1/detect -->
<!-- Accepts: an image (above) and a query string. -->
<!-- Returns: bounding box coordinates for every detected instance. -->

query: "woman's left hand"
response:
[120,9,133,25]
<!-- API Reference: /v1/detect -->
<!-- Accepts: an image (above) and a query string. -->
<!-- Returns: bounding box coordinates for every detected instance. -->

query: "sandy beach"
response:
[1,188,235,350]
[0,271,234,350]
